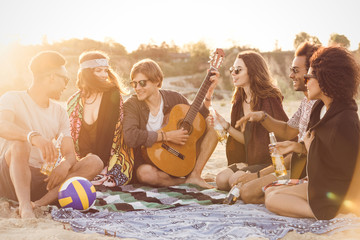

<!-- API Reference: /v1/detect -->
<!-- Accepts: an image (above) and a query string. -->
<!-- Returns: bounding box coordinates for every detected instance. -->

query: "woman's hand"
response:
[215,111,229,129]
[232,171,257,187]
[303,130,315,152]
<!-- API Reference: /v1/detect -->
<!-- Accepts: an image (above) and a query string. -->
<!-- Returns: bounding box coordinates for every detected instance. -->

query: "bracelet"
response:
[162,130,168,142]
[259,111,268,123]
[297,142,306,157]
[160,131,164,142]
[257,171,260,178]
[27,131,40,145]
[224,122,231,132]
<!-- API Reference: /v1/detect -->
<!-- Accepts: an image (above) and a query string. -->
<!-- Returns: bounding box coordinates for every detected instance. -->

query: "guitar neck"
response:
[183,67,215,124]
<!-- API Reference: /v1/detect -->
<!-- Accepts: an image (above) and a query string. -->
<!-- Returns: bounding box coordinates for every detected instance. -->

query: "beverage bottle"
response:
[40,133,64,176]
[223,183,242,205]
[269,132,287,177]
[209,106,227,143]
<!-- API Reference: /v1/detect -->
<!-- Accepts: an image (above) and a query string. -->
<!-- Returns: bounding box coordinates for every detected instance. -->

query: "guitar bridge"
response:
[161,143,185,160]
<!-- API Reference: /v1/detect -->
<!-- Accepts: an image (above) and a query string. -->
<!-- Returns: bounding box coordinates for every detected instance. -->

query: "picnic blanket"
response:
[92,183,225,212]
[52,184,360,240]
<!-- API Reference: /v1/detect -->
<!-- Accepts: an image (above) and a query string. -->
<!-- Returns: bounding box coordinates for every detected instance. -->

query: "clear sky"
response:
[1,0,359,52]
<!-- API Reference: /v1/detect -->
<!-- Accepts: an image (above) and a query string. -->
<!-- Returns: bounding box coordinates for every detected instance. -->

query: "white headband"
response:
[80,59,109,70]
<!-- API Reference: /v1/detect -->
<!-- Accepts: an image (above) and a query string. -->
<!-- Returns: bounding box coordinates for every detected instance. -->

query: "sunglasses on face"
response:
[130,79,149,88]
[229,66,242,75]
[303,74,317,84]
[54,73,70,85]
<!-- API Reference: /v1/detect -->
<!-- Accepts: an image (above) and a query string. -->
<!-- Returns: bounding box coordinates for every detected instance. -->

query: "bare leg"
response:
[265,182,315,218]
[186,126,218,189]
[241,174,277,204]
[216,168,234,191]
[34,154,103,206]
[136,164,185,187]
[5,141,35,218]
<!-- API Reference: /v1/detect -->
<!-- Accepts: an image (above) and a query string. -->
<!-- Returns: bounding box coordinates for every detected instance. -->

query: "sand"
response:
[1,99,359,240]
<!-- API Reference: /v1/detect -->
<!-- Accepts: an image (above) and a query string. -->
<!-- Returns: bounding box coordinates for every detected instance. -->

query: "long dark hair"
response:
[231,51,283,110]
[76,51,126,98]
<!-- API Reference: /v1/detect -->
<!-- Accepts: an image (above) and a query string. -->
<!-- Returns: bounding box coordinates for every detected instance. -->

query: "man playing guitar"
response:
[123,58,220,189]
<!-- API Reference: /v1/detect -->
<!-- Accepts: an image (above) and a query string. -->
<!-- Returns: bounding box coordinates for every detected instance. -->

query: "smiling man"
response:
[232,42,320,204]
[123,59,219,189]
[0,51,103,218]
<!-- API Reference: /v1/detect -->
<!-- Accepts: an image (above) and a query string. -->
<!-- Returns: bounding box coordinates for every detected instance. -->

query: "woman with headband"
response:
[67,51,134,188]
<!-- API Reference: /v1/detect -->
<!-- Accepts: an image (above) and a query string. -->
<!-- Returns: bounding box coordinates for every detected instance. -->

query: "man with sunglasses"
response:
[232,42,320,204]
[0,51,103,218]
[123,59,219,189]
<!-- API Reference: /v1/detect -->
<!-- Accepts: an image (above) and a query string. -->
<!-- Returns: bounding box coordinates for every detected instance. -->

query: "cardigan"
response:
[226,96,289,166]
[67,89,134,186]
[307,99,360,220]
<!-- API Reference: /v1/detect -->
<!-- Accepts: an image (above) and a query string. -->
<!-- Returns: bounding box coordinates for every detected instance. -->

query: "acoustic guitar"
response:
[143,48,225,177]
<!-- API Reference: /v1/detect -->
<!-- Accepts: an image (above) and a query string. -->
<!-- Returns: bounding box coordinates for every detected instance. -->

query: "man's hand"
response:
[235,111,265,132]
[31,135,57,164]
[45,160,71,190]
[207,70,219,93]
[270,141,296,155]
[165,128,189,145]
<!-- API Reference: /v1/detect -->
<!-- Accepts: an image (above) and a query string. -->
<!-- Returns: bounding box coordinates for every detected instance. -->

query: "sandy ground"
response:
[1,98,360,240]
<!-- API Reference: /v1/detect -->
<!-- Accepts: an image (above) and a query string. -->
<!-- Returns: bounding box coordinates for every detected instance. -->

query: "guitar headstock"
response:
[209,48,225,70]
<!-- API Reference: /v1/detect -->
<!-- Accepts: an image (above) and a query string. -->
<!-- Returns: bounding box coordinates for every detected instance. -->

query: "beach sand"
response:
[1,99,359,240]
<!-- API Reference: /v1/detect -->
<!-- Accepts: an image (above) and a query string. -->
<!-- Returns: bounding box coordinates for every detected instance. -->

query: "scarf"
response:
[67,89,134,187]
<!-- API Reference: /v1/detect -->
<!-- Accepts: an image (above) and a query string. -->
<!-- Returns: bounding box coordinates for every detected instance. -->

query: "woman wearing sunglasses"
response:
[67,51,134,188]
[265,46,360,220]
[215,51,289,191]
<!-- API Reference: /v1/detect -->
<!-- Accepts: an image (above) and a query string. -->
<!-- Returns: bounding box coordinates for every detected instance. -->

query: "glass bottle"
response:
[223,183,242,205]
[209,106,227,143]
[269,132,287,177]
[40,133,64,176]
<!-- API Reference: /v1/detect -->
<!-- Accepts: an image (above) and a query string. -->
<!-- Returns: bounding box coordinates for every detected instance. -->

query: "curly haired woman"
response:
[265,46,360,220]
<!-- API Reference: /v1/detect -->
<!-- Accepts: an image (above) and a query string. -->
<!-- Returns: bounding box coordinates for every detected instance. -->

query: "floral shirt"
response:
[287,97,316,142]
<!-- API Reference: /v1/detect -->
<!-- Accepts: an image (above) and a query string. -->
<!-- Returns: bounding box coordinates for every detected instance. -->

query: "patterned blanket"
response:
[92,183,225,212]
[51,184,360,240]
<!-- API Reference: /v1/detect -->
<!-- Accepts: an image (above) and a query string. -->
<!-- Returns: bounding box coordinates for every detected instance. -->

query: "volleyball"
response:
[58,177,96,210]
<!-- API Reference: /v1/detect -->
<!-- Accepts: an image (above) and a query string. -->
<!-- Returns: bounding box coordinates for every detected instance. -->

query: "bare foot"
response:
[186,176,215,189]
[19,203,35,219]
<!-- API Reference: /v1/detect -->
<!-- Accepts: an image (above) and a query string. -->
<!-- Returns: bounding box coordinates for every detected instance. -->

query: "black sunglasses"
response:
[130,79,149,88]
[229,66,242,75]
[304,74,317,84]
[54,73,69,85]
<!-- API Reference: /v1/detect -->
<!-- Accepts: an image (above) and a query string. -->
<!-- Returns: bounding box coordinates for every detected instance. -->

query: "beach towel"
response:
[52,184,360,240]
[92,183,226,211]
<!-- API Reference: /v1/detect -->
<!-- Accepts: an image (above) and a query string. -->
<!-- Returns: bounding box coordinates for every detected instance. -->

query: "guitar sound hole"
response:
[177,119,193,134]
